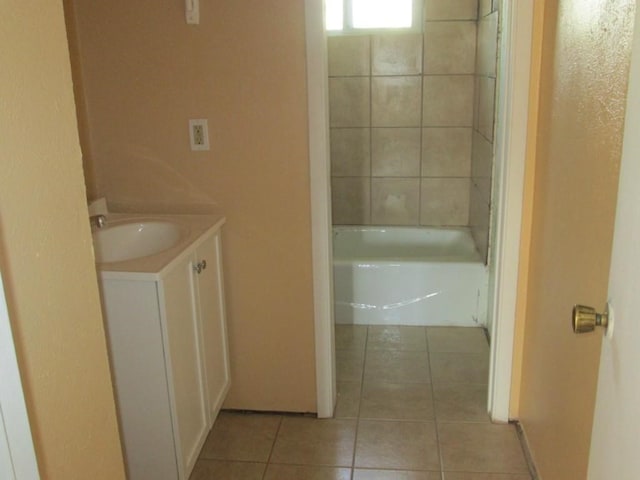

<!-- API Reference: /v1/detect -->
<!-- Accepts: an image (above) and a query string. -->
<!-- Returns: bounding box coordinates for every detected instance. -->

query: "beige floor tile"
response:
[271,417,356,467]
[360,382,434,421]
[189,459,266,480]
[427,327,489,353]
[336,325,368,350]
[199,412,281,462]
[430,353,489,384]
[264,464,352,479]
[444,473,531,480]
[365,351,430,384]
[337,349,365,382]
[439,423,529,474]
[335,381,362,418]
[354,469,440,479]
[433,383,490,423]
[367,326,427,351]
[355,420,440,471]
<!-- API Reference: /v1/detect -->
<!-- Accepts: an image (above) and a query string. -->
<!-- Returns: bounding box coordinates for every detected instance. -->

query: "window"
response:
[326,0,422,34]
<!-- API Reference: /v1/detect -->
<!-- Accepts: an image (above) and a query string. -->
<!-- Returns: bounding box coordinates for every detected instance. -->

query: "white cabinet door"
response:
[195,232,231,424]
[161,257,208,479]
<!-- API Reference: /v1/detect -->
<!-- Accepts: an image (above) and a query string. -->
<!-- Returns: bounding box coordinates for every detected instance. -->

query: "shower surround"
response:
[328,0,498,261]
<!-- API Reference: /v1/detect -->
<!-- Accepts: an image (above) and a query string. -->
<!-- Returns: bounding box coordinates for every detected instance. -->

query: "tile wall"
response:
[328,0,499,262]
[470,0,499,261]
[329,0,479,227]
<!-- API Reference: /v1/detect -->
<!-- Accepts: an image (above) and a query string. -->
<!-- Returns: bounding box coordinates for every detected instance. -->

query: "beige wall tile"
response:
[371,178,420,225]
[424,22,476,74]
[471,223,489,262]
[476,11,498,76]
[331,177,371,225]
[469,182,490,227]
[328,35,370,76]
[422,128,472,177]
[420,178,470,225]
[469,183,490,260]
[475,177,492,204]
[372,128,421,177]
[473,75,481,130]
[372,76,422,127]
[471,130,493,178]
[330,77,370,127]
[424,0,478,20]
[331,128,371,176]
[479,0,493,17]
[478,76,496,141]
[423,75,474,127]
[372,34,423,75]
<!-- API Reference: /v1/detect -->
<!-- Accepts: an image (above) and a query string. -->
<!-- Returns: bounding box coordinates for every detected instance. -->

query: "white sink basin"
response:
[93,220,186,263]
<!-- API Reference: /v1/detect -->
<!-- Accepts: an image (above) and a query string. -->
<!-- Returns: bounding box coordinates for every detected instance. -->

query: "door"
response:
[195,232,231,424]
[516,1,636,478]
[161,257,209,479]
[587,4,640,478]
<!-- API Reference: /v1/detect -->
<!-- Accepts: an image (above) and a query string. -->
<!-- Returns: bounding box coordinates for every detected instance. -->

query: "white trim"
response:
[0,273,40,479]
[487,0,534,422]
[305,0,336,419]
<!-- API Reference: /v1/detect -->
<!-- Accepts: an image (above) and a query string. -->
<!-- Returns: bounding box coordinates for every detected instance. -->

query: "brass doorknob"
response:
[572,304,609,334]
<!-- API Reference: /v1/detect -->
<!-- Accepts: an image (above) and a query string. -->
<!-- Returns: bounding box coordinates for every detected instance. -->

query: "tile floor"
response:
[191,326,532,480]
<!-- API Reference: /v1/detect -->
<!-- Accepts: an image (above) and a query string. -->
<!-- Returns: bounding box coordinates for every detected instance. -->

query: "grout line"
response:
[367,34,373,226]
[349,325,370,479]
[424,327,446,480]
[260,414,284,479]
[513,420,539,480]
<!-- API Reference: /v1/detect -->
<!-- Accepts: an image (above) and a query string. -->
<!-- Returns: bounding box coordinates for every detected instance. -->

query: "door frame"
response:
[305,0,535,421]
[487,0,535,422]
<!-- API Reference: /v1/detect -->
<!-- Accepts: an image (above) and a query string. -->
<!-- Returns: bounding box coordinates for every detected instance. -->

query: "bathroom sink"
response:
[93,220,186,263]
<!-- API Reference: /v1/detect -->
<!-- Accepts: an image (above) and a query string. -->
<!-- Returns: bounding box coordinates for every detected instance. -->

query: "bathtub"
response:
[333,226,488,326]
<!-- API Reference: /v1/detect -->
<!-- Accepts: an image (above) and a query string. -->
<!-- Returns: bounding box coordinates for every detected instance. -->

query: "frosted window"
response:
[325,0,343,31]
[351,0,413,29]
[326,0,420,33]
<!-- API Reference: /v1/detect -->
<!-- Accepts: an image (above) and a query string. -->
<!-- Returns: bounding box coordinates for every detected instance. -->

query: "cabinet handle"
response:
[193,260,207,274]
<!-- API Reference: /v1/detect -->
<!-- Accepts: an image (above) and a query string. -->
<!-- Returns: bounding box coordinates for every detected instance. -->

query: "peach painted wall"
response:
[516,1,635,478]
[0,1,126,478]
[66,0,317,411]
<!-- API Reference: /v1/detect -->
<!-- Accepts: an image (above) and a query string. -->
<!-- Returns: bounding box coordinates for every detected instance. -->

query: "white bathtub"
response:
[333,226,488,326]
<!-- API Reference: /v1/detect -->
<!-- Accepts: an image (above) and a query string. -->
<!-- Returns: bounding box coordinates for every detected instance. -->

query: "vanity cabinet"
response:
[99,225,230,480]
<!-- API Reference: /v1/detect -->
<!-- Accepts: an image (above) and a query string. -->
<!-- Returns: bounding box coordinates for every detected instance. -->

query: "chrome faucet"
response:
[90,214,107,228]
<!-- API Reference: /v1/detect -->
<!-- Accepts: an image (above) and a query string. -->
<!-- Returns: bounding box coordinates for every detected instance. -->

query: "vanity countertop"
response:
[95,213,225,281]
